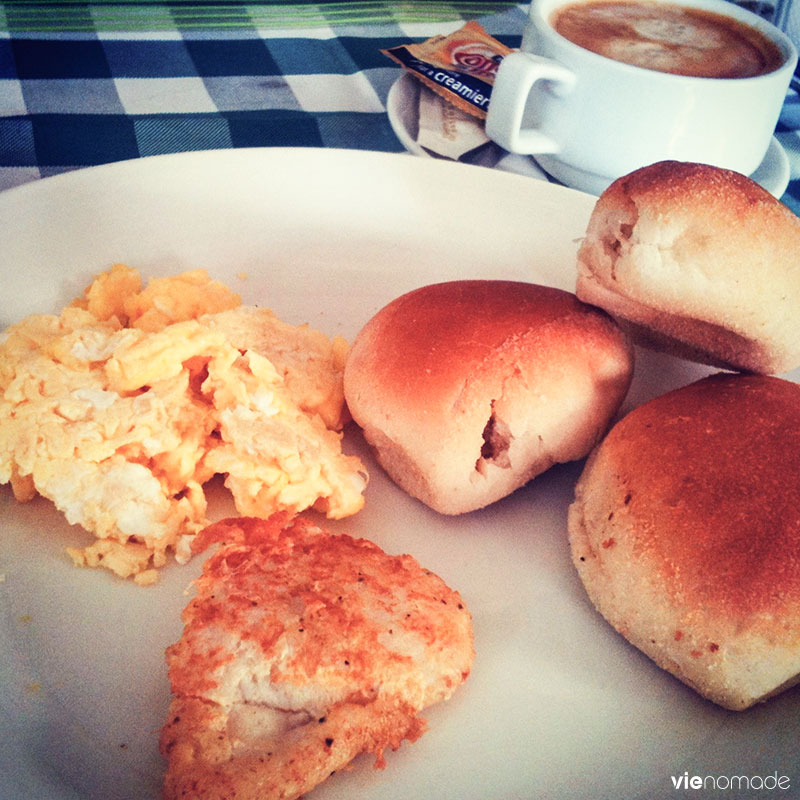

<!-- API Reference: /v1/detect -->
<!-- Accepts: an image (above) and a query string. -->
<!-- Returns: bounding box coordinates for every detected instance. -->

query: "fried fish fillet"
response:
[160,515,474,800]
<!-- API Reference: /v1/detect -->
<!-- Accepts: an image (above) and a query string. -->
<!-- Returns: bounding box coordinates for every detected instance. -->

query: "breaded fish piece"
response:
[160,515,474,800]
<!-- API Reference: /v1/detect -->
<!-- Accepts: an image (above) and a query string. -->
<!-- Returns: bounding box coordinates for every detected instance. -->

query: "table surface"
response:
[0,1,798,213]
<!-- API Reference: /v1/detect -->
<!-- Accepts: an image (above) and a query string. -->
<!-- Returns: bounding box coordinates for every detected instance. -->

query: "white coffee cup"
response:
[485,0,798,194]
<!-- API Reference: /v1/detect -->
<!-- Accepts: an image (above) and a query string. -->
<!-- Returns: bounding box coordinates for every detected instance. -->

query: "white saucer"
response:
[386,72,791,197]
[749,136,791,197]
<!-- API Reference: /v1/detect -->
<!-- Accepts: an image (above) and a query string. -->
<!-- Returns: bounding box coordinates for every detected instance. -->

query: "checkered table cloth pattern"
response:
[0,1,798,215]
[0,4,526,188]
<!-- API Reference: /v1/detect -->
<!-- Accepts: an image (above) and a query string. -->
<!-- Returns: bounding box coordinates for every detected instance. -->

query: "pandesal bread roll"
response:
[569,373,800,710]
[344,280,634,515]
[575,161,800,374]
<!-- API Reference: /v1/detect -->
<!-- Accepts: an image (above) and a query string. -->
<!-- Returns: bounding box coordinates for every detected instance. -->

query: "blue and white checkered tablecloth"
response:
[0,4,525,185]
[0,1,799,214]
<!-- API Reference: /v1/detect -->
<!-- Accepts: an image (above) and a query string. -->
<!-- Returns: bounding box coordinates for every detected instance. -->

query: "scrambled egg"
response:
[0,265,367,585]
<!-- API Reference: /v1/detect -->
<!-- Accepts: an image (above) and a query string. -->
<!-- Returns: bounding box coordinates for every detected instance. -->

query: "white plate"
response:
[387,71,792,197]
[0,148,798,800]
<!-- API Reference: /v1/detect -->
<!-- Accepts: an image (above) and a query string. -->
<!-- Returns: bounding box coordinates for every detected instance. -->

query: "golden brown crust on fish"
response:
[160,514,474,800]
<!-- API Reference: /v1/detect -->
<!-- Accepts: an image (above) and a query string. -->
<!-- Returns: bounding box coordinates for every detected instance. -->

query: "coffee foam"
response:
[551,0,784,78]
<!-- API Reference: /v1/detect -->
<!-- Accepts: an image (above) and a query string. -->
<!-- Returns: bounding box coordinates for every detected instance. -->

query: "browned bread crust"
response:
[569,373,800,710]
[576,161,800,374]
[343,280,633,514]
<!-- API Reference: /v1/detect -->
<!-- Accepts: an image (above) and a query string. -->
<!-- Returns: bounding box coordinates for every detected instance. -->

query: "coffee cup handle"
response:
[486,51,576,154]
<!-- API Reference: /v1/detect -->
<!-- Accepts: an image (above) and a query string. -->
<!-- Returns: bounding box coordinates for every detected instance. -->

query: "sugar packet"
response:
[417,83,493,160]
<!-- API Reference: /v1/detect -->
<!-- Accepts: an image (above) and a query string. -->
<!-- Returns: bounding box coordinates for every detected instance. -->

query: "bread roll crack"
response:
[477,402,513,473]
[605,219,636,282]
